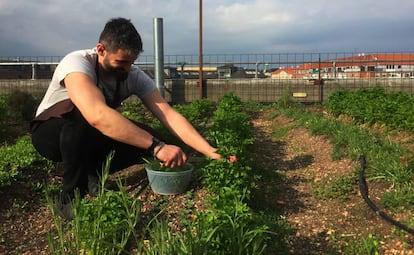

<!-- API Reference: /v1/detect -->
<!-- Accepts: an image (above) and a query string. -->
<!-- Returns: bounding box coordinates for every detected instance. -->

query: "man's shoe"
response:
[53,192,74,220]
[87,174,100,197]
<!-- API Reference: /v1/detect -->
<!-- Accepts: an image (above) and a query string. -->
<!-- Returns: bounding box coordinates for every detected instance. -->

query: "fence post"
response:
[153,17,165,97]
[198,0,203,99]
[31,63,36,80]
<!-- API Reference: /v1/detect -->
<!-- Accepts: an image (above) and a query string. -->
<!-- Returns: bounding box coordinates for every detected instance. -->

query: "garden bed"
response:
[1,98,414,254]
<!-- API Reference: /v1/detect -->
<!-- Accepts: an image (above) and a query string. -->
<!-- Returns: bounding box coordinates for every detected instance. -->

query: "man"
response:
[31,17,221,219]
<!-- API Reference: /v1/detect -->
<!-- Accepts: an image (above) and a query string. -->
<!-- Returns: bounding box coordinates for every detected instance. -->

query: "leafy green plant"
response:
[326,87,414,131]
[0,91,39,142]
[209,93,254,153]
[0,166,19,190]
[121,98,214,153]
[199,188,272,255]
[120,100,148,123]
[47,153,142,255]
[202,157,253,196]
[173,98,215,130]
[74,189,140,254]
[144,215,215,255]
[144,188,272,255]
[45,94,289,254]
[6,90,38,121]
[0,135,52,189]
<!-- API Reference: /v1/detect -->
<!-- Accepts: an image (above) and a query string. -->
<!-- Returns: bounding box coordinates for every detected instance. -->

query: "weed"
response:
[271,125,295,139]
[278,85,294,109]
[381,183,414,211]
[11,198,29,210]
[342,234,380,255]
[315,175,357,201]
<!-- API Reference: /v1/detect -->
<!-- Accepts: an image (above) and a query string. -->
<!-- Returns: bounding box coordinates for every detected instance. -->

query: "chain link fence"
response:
[1,52,414,103]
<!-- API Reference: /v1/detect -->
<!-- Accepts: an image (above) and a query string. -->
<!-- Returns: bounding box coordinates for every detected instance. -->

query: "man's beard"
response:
[102,60,129,82]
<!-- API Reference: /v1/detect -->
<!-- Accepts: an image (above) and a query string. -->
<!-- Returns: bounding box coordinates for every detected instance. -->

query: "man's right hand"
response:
[155,144,187,168]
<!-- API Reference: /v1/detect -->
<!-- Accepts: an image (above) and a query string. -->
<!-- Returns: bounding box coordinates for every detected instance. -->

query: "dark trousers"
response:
[31,107,159,197]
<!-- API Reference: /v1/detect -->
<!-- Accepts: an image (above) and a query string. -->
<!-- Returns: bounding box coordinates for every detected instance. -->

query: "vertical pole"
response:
[318,54,323,103]
[318,54,321,83]
[31,63,36,80]
[255,62,259,78]
[153,17,165,97]
[198,0,203,99]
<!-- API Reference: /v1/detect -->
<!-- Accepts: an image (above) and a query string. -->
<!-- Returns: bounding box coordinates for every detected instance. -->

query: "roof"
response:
[270,53,414,75]
[333,53,414,66]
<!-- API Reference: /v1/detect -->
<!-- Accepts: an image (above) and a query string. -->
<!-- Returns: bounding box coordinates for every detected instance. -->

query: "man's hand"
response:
[206,150,237,163]
[155,144,187,168]
[228,155,237,163]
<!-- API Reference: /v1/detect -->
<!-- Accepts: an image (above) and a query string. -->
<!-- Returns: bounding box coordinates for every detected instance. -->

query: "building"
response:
[271,53,414,80]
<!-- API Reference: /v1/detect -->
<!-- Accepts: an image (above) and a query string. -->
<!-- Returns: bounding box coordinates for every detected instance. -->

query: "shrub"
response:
[0,95,8,138]
[0,135,51,189]
[326,87,414,131]
[7,90,38,121]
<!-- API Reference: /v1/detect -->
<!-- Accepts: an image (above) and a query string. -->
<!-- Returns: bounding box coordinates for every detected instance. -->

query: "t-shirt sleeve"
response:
[54,51,96,85]
[128,67,157,98]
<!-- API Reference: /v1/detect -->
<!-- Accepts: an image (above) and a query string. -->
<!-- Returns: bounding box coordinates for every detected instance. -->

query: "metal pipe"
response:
[198,0,203,99]
[153,17,165,97]
[31,63,36,80]
[255,62,260,78]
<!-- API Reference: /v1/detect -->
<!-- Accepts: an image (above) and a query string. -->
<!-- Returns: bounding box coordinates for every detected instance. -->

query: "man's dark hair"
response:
[99,17,143,55]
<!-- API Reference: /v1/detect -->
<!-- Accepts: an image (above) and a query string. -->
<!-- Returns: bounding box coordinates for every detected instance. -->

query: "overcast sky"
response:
[1,0,414,57]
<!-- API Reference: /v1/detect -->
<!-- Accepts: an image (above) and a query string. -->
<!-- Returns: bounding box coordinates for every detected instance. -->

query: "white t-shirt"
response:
[35,48,157,117]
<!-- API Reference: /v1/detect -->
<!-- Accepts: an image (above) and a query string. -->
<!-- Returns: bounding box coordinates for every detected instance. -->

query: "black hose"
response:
[359,155,414,235]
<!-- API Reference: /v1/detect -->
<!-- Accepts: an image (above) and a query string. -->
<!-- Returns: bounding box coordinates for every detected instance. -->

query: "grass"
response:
[314,175,357,201]
[281,105,414,185]
[341,234,381,255]
[271,125,296,139]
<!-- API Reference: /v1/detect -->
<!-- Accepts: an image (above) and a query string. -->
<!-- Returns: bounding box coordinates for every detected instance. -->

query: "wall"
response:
[164,78,414,103]
[2,78,414,103]
[0,79,49,95]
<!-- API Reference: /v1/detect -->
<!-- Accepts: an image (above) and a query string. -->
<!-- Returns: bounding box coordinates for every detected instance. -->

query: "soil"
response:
[1,107,414,254]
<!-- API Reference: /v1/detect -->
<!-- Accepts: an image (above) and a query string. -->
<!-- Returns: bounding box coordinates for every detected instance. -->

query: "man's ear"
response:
[96,43,105,56]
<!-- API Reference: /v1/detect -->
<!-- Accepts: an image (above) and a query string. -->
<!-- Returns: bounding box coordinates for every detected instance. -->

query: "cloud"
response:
[0,0,413,57]
[202,0,414,53]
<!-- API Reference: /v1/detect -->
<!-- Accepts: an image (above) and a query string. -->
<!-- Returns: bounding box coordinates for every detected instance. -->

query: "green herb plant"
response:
[142,93,275,254]
[47,152,142,255]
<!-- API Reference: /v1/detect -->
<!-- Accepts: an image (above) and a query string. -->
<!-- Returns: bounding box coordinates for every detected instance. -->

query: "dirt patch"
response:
[251,109,414,254]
